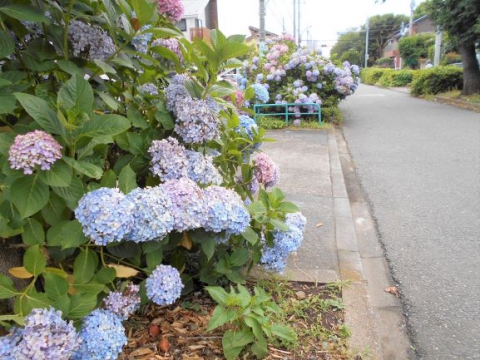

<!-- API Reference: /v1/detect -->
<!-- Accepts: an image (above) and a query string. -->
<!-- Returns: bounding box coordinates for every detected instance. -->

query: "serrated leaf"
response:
[44,273,69,301]
[24,245,46,276]
[0,30,14,59]
[0,274,17,299]
[100,169,117,188]
[222,329,254,360]
[229,248,249,267]
[10,175,49,218]
[77,114,130,139]
[206,305,230,331]
[93,267,116,284]
[57,74,94,115]
[38,159,72,187]
[68,293,97,318]
[270,218,290,232]
[0,314,24,326]
[277,201,300,213]
[52,294,70,315]
[118,164,137,194]
[22,218,45,245]
[14,93,65,136]
[98,91,118,111]
[107,264,139,278]
[271,324,297,341]
[8,267,33,279]
[0,95,16,114]
[0,4,51,23]
[73,249,98,284]
[63,157,103,179]
[241,227,258,245]
[200,236,216,261]
[205,286,228,305]
[93,59,116,74]
[15,290,50,316]
[51,175,84,210]
[60,220,88,249]
[146,248,164,270]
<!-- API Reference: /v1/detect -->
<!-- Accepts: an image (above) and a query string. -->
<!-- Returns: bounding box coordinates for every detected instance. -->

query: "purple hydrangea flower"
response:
[186,150,222,186]
[72,309,126,360]
[203,186,251,234]
[148,137,188,180]
[75,188,135,246]
[146,264,184,305]
[255,153,280,188]
[165,74,190,113]
[151,38,183,62]
[174,97,220,144]
[161,178,207,231]
[139,83,158,96]
[104,283,141,320]
[69,20,115,61]
[0,328,21,360]
[125,187,174,243]
[15,307,81,360]
[157,0,184,22]
[8,130,62,175]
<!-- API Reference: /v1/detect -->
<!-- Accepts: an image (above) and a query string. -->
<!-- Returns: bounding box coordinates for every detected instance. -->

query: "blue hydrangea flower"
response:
[203,186,251,234]
[132,25,153,53]
[252,83,269,103]
[324,63,335,75]
[261,212,306,272]
[68,20,115,61]
[72,309,126,360]
[0,328,22,360]
[146,264,184,305]
[125,187,174,243]
[351,65,360,75]
[104,283,140,320]
[75,188,135,246]
[237,115,258,139]
[148,137,189,181]
[161,178,207,231]
[165,74,191,114]
[15,307,81,360]
[186,150,222,186]
[139,83,158,96]
[174,97,220,144]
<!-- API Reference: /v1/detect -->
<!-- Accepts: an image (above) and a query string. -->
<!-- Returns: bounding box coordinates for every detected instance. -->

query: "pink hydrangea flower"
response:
[8,130,62,174]
[255,153,280,188]
[158,0,184,23]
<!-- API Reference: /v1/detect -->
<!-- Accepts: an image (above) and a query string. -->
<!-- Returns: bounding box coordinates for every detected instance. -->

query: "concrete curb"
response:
[333,126,415,360]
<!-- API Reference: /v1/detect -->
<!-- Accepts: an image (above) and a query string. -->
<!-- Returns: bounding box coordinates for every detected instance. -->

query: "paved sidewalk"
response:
[262,129,412,360]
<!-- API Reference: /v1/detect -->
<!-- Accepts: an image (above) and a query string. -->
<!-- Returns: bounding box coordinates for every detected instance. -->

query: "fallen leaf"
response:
[8,267,33,279]
[316,222,323,227]
[159,337,170,352]
[149,324,160,337]
[107,263,139,278]
[129,347,155,356]
[295,290,306,300]
[385,286,399,297]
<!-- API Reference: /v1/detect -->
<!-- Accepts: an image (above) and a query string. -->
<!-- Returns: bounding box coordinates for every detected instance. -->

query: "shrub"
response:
[410,66,463,95]
[375,57,395,68]
[398,33,435,69]
[360,68,389,84]
[377,69,417,87]
[0,0,307,356]
[256,117,288,130]
[441,52,462,65]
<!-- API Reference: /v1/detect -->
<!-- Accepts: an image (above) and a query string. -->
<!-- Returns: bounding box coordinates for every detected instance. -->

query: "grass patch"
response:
[257,116,332,131]
[436,90,480,104]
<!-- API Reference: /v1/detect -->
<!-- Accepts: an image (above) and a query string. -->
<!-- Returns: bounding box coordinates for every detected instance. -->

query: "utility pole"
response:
[293,0,296,44]
[297,0,301,46]
[434,26,442,66]
[409,0,415,35]
[259,0,266,54]
[365,17,369,68]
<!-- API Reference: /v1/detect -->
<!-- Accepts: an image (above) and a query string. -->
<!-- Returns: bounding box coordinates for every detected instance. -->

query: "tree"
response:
[426,0,480,95]
[399,33,435,68]
[331,31,364,64]
[413,1,430,19]
[340,50,363,66]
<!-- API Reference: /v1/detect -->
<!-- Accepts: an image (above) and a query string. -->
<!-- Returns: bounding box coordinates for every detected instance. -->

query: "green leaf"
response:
[0,132,14,155]
[229,248,249,267]
[52,175,84,210]
[222,329,254,360]
[15,290,50,316]
[58,74,94,115]
[44,273,69,301]
[46,220,70,246]
[10,175,49,218]
[60,220,88,249]
[93,59,116,75]
[77,114,130,139]
[0,94,16,114]
[0,274,17,299]
[245,315,263,340]
[206,305,230,331]
[271,324,297,341]
[241,227,258,245]
[72,282,105,296]
[156,110,174,130]
[131,0,156,25]
[118,164,137,194]
[73,249,98,284]
[63,157,103,179]
[277,201,300,213]
[97,91,118,111]
[93,267,116,284]
[0,4,51,23]
[68,293,97,319]
[205,286,228,305]
[100,169,117,188]
[56,60,84,76]
[14,93,65,136]
[248,201,267,217]
[200,237,216,261]
[127,107,149,129]
[24,245,46,276]
[268,187,285,205]
[0,314,24,326]
[146,248,164,270]
[0,30,14,59]
[41,194,70,226]
[22,218,45,246]
[52,294,70,315]
[38,159,72,187]
[251,336,269,358]
[236,284,252,307]
[270,218,290,232]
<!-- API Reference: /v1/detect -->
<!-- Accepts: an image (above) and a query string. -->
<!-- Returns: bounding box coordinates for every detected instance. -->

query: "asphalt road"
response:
[340,85,480,360]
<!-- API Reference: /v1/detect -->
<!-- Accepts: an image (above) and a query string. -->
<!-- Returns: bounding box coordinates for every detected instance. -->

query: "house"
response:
[245,26,278,47]
[177,0,218,43]
[382,15,436,69]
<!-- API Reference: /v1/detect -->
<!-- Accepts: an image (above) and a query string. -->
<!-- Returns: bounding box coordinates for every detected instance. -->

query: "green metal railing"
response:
[253,103,322,124]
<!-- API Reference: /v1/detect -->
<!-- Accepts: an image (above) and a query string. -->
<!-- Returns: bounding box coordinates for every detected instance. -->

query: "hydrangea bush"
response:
[239,35,360,121]
[0,0,307,357]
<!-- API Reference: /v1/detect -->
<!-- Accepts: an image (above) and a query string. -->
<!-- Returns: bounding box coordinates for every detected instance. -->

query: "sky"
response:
[217,0,425,57]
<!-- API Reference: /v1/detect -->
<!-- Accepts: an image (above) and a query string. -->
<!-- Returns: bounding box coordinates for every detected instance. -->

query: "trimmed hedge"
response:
[360,68,388,85]
[410,66,463,95]
[377,69,417,87]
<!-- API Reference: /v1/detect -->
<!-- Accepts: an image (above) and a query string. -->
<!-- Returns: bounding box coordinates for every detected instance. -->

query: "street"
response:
[340,85,480,359]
